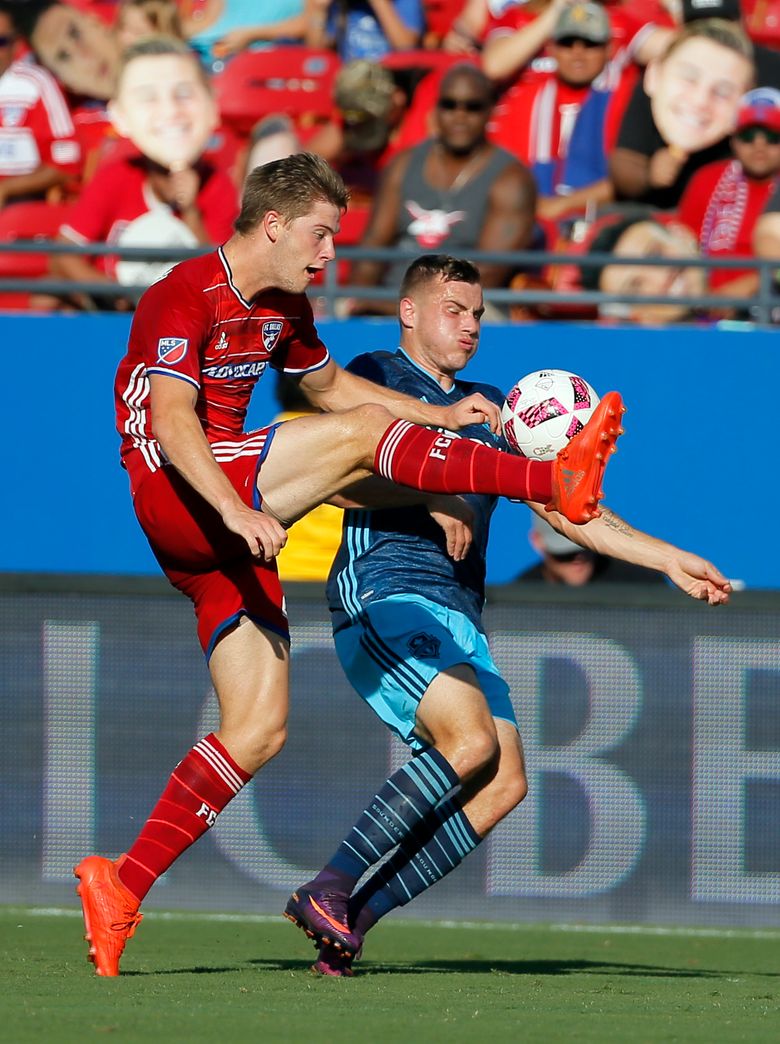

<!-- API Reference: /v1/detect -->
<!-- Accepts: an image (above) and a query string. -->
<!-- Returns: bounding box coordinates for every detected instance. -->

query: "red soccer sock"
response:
[375,420,553,503]
[118,733,251,902]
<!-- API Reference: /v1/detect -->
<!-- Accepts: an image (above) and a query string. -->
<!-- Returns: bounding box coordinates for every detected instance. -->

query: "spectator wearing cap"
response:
[678,86,780,300]
[517,512,668,585]
[342,63,537,315]
[482,0,676,90]
[305,59,406,200]
[610,18,755,209]
[304,0,424,62]
[491,2,618,233]
[578,207,708,324]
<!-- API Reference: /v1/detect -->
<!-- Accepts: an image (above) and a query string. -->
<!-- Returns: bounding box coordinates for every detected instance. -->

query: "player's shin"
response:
[350,796,482,938]
[374,419,553,502]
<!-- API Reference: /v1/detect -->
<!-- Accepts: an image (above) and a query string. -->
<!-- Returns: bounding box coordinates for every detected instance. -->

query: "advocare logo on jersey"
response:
[157,337,189,365]
[202,360,268,380]
[262,320,283,351]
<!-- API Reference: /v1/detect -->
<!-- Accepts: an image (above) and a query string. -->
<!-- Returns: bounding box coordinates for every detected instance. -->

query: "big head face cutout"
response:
[31,4,120,100]
[645,31,753,154]
[109,49,217,169]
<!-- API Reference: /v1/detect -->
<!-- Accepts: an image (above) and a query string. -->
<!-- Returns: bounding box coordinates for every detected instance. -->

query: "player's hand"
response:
[441,393,502,434]
[665,552,732,605]
[221,502,288,561]
[428,495,474,561]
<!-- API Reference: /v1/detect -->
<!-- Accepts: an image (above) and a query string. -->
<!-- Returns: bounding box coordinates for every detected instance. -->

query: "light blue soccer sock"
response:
[308,749,460,894]
[350,797,482,936]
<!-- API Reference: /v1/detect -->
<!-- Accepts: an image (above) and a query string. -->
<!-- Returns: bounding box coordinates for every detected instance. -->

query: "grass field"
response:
[3,908,780,1043]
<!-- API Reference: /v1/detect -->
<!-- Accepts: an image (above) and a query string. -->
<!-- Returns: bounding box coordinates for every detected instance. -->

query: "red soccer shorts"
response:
[131,427,289,658]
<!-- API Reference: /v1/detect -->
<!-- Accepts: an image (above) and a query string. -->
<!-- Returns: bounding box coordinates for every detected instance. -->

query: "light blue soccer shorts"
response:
[333,592,517,751]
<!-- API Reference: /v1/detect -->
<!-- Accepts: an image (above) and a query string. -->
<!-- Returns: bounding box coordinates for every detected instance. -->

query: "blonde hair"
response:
[116,35,211,92]
[660,17,754,65]
[236,153,349,234]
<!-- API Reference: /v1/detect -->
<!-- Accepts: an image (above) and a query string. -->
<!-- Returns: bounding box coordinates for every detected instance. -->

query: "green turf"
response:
[3,908,779,1043]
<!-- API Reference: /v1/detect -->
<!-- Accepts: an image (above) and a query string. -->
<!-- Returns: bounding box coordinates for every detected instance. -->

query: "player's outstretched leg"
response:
[74,855,143,977]
[549,391,626,524]
[371,394,625,522]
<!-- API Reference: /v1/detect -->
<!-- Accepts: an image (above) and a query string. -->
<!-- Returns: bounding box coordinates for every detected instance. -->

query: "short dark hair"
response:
[236,152,349,234]
[400,254,481,298]
[438,63,496,104]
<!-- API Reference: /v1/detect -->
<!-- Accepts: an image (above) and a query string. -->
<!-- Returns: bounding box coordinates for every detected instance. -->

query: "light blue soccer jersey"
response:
[327,349,509,632]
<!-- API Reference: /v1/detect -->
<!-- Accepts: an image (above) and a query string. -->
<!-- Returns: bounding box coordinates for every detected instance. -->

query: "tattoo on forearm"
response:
[601,509,634,538]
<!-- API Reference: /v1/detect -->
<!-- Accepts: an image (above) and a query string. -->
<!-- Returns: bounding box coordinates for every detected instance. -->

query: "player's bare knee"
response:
[446,728,499,781]
[495,769,528,817]
[339,403,396,461]
[238,722,288,773]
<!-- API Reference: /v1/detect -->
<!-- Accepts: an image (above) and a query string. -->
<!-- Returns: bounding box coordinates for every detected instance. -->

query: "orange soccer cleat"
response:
[74,855,143,976]
[549,391,626,524]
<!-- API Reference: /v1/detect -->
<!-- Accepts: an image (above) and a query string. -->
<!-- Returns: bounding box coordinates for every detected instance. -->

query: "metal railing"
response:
[0,239,777,324]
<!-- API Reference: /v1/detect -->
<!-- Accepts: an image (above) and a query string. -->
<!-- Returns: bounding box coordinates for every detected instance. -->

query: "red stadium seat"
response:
[213,47,341,137]
[0,201,71,310]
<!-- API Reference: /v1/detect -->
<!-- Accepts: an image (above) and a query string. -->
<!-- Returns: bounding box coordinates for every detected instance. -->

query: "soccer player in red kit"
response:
[74,152,627,977]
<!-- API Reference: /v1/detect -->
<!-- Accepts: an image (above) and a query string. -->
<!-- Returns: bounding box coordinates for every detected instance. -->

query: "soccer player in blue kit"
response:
[284,254,732,975]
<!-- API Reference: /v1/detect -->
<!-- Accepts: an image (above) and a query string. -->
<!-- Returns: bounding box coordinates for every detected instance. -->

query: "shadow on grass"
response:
[247,956,780,980]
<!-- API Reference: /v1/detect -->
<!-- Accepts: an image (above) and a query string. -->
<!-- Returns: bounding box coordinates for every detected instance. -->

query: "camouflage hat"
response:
[335,60,395,153]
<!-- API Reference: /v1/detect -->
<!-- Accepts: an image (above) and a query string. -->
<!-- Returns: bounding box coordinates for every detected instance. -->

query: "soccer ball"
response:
[501,369,600,460]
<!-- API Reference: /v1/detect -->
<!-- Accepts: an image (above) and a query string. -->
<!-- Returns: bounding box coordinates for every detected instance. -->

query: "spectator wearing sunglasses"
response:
[0,0,81,208]
[491,2,620,235]
[678,87,780,301]
[482,0,675,89]
[516,513,667,585]
[342,63,537,315]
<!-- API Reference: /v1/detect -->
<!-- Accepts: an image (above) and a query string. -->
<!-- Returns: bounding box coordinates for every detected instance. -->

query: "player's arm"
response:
[149,373,287,559]
[332,477,474,561]
[298,357,503,432]
[530,502,732,604]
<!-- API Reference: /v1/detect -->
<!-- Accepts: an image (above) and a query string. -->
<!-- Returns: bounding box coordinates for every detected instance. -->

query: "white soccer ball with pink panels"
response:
[501,369,600,461]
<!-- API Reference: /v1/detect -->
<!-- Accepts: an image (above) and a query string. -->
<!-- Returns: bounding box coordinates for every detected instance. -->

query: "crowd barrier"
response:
[3,577,778,927]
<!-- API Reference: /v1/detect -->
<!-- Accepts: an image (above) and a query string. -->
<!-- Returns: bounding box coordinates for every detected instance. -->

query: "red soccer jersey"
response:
[0,58,81,180]
[677,159,776,288]
[60,154,238,276]
[115,249,330,493]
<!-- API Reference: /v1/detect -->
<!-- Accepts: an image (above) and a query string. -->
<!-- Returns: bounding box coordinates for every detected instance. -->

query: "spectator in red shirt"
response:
[678,87,780,300]
[0,1,81,206]
[54,36,238,308]
[482,0,675,87]
[491,2,617,231]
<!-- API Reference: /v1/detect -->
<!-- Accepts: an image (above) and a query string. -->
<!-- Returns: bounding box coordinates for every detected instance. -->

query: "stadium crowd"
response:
[0,0,779,320]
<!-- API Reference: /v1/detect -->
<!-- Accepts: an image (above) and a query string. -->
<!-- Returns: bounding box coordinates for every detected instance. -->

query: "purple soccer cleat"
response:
[312,941,358,978]
[283,886,361,955]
